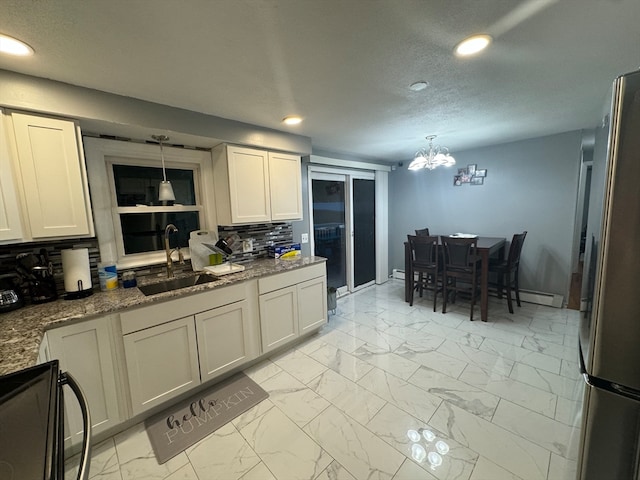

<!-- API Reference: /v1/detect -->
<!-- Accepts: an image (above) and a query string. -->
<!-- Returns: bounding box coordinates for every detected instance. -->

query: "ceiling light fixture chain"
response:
[408,135,456,171]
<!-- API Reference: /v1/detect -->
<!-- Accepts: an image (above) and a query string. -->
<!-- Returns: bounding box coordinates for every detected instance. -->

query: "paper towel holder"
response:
[61,248,95,300]
[64,279,94,300]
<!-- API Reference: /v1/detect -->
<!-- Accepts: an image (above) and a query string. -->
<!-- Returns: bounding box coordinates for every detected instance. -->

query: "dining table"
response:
[404,235,506,322]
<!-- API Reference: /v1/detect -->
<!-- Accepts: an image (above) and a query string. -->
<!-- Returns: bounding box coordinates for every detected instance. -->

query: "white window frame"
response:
[84,137,216,269]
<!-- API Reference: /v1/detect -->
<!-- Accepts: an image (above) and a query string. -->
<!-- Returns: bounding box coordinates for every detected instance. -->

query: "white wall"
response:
[389,131,583,298]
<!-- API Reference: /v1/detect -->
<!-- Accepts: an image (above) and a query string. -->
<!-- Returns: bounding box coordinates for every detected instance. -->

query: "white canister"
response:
[98,262,118,291]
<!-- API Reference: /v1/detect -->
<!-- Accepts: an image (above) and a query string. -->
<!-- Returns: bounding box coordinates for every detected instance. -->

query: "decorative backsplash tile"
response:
[0,238,101,300]
[0,223,294,300]
[218,222,294,263]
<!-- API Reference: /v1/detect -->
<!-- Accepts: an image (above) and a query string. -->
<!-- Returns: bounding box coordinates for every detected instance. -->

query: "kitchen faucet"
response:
[164,224,184,278]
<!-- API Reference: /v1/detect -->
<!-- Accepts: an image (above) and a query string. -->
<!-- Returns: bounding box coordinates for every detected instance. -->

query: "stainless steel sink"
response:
[138,274,217,296]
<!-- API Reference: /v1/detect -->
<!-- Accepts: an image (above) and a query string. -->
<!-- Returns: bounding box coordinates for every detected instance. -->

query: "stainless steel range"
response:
[0,361,91,480]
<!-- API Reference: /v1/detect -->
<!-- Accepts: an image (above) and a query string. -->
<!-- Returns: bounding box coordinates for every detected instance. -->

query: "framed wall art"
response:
[453,164,488,187]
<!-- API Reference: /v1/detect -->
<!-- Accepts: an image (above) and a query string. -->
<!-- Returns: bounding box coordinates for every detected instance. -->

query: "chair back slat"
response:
[489,230,527,314]
[407,234,441,310]
[441,236,477,269]
[407,235,439,269]
[440,235,480,320]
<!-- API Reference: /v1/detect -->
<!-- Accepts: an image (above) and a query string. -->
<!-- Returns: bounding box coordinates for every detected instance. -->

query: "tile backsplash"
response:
[0,238,101,300]
[218,222,294,262]
[0,223,294,300]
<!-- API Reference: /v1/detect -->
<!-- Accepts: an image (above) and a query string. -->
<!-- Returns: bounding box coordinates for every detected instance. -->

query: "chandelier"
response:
[408,135,456,171]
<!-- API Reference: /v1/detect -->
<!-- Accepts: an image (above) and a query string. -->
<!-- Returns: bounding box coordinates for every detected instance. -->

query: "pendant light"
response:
[151,134,175,202]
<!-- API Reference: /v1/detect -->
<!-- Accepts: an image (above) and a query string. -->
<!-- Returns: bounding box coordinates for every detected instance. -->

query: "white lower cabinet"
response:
[120,282,260,416]
[298,276,328,334]
[258,263,328,354]
[123,316,201,416]
[196,299,251,382]
[46,315,124,448]
[259,286,299,352]
[48,266,326,428]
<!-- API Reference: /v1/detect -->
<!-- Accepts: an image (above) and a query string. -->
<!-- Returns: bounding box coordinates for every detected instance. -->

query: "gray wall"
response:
[389,131,583,297]
[0,69,311,155]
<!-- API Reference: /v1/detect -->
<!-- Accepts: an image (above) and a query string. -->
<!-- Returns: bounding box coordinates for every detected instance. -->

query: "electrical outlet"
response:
[242,239,253,252]
[301,233,309,244]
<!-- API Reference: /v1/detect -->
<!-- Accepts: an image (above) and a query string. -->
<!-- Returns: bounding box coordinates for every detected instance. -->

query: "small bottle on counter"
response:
[122,270,137,288]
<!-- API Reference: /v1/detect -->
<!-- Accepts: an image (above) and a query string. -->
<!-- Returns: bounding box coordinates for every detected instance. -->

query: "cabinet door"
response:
[47,316,122,448]
[259,285,298,353]
[195,300,251,382]
[227,146,271,223]
[268,152,302,221]
[0,111,23,242]
[10,113,92,238]
[298,276,328,334]
[124,316,200,416]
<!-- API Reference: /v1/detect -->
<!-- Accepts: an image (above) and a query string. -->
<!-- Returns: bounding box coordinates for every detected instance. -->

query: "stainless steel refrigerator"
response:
[578,68,640,479]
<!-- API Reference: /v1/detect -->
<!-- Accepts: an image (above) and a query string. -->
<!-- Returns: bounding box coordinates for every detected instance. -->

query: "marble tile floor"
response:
[66,280,583,480]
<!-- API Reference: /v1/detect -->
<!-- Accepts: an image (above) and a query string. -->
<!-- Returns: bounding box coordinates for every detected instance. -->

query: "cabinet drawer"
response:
[121,282,245,334]
[258,263,326,295]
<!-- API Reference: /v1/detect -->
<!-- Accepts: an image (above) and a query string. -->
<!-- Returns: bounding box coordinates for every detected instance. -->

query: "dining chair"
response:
[441,236,481,320]
[407,234,442,310]
[489,231,528,313]
[415,228,430,236]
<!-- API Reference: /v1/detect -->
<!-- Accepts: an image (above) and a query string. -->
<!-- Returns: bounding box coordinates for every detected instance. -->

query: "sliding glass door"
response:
[310,169,376,294]
[311,176,347,290]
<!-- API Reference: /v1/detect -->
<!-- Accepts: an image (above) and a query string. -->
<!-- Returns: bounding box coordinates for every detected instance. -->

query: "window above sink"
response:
[84,137,217,269]
[112,164,200,255]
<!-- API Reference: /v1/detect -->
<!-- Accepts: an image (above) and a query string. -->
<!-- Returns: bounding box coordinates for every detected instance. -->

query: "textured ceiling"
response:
[1,0,639,162]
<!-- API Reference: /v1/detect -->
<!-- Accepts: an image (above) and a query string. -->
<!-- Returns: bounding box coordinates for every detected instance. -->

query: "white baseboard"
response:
[392,269,563,308]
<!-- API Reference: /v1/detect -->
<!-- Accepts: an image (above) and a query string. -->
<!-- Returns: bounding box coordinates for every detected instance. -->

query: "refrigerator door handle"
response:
[611,383,640,402]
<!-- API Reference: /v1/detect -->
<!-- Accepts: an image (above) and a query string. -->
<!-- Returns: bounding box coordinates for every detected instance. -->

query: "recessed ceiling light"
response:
[454,34,492,57]
[282,115,302,125]
[0,33,34,56]
[409,81,429,92]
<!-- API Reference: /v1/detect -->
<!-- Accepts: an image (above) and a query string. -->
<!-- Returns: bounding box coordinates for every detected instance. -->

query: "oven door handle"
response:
[60,372,92,480]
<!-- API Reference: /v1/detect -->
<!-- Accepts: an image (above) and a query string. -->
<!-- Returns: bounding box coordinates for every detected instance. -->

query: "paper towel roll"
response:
[61,248,92,293]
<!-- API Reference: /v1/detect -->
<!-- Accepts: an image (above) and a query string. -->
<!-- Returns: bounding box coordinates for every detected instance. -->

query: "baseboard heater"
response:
[392,269,405,280]
[392,269,564,308]
[518,290,564,308]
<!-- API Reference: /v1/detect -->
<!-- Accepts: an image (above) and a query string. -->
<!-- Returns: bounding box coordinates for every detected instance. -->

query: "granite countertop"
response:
[0,256,326,376]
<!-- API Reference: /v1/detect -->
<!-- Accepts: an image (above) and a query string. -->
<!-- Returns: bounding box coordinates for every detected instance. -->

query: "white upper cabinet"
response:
[3,111,94,242]
[213,144,302,225]
[0,111,23,242]
[268,150,303,221]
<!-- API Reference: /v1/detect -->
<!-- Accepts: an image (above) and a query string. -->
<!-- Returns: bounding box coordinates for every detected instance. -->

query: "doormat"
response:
[145,372,269,464]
